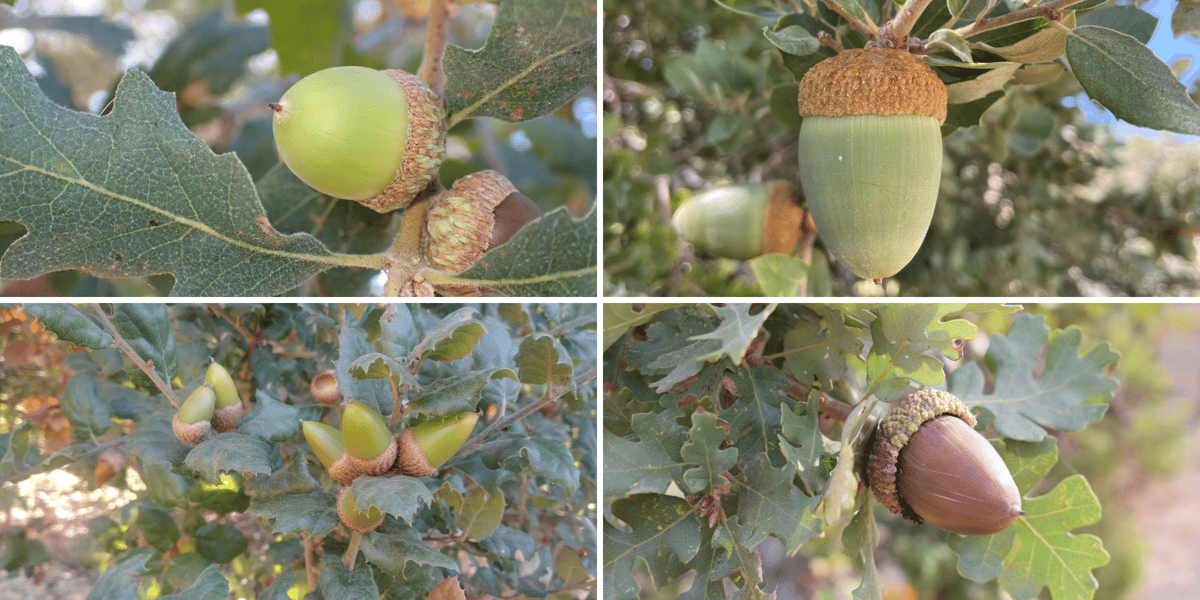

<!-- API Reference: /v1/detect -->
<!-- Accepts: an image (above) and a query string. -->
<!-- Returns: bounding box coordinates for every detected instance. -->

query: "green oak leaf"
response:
[729,454,820,553]
[233,0,352,76]
[719,365,791,466]
[184,432,273,483]
[602,303,690,350]
[22,304,112,349]
[866,303,977,400]
[414,307,486,362]
[111,304,177,392]
[689,304,776,366]
[158,563,229,600]
[603,410,688,497]
[359,519,458,574]
[84,553,150,600]
[248,489,340,537]
[60,375,114,440]
[444,0,596,124]
[455,207,597,297]
[778,392,841,495]
[237,390,300,442]
[951,313,1118,441]
[680,412,737,494]
[318,555,380,599]
[479,434,580,495]
[515,334,574,386]
[349,476,433,525]
[408,368,516,415]
[781,304,865,391]
[0,46,341,295]
[604,495,702,600]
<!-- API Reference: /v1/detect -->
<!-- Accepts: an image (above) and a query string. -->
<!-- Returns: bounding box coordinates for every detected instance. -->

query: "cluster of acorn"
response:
[301,401,478,532]
[674,48,947,283]
[269,66,543,275]
[171,361,244,446]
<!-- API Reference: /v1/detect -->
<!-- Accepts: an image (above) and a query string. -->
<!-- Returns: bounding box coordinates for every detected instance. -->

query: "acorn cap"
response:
[798,48,947,124]
[423,170,518,273]
[337,487,384,532]
[211,403,243,433]
[866,390,1023,535]
[392,428,437,477]
[763,180,805,255]
[360,70,447,213]
[172,412,213,446]
[310,370,342,406]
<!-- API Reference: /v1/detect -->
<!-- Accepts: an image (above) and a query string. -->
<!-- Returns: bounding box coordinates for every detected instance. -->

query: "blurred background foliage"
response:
[603,0,1200,297]
[0,0,596,296]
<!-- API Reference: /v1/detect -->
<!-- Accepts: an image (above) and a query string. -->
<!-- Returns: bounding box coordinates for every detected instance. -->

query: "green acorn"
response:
[173,384,216,446]
[671,181,807,261]
[393,412,479,477]
[301,420,364,485]
[866,390,1023,535]
[341,402,398,477]
[797,48,947,282]
[205,361,243,433]
[337,487,384,532]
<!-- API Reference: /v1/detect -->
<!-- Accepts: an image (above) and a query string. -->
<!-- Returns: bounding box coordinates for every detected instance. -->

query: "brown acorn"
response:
[866,389,1023,536]
[309,370,342,406]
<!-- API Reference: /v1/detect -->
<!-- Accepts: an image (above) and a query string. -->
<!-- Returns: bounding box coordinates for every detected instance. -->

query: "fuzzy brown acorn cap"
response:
[798,48,947,124]
[762,180,805,255]
[359,70,447,213]
[866,389,974,519]
[390,429,437,477]
[211,403,243,433]
[172,413,212,446]
[423,170,518,273]
[327,451,368,485]
[346,436,399,478]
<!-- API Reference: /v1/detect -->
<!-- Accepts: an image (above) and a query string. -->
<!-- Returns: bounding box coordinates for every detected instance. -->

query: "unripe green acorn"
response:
[341,402,398,476]
[393,411,480,477]
[797,48,947,282]
[205,361,242,432]
[672,180,807,260]
[422,170,543,273]
[337,487,384,532]
[173,384,216,446]
[866,390,1023,536]
[301,421,347,470]
[269,66,446,212]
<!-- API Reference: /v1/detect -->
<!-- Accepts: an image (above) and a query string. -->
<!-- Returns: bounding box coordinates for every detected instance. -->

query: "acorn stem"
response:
[882,0,936,46]
[384,196,434,296]
[418,0,450,100]
[89,304,179,407]
[343,530,363,571]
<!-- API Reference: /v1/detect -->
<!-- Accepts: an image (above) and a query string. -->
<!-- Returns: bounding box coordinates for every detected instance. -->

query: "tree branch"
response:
[89,304,179,408]
[418,0,450,99]
[820,0,878,42]
[456,368,597,456]
[880,0,936,47]
[953,0,1080,39]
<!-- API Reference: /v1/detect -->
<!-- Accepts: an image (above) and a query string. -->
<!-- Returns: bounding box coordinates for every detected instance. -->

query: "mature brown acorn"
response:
[866,390,1023,535]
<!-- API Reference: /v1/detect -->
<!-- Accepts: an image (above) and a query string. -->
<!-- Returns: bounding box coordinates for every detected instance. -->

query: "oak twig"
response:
[90,304,179,407]
[953,0,1081,38]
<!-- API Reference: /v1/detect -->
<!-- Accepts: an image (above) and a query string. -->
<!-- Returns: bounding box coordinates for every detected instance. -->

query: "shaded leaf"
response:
[603,410,687,497]
[779,393,841,494]
[60,374,114,440]
[680,412,737,494]
[763,25,819,56]
[233,0,351,76]
[604,495,702,600]
[360,518,458,574]
[111,304,176,392]
[237,390,300,442]
[689,304,775,366]
[85,553,150,600]
[413,307,485,362]
[866,304,977,400]
[602,303,690,350]
[444,0,596,124]
[480,434,580,495]
[782,304,864,391]
[515,334,573,385]
[248,489,339,536]
[1079,5,1157,44]
[22,304,112,349]
[318,555,380,600]
[185,432,274,482]
[350,475,433,525]
[729,454,820,553]
[456,207,597,296]
[408,367,516,415]
[337,323,394,416]
[458,487,506,540]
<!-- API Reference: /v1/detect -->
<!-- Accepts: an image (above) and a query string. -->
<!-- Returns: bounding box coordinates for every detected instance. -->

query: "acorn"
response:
[172,384,216,446]
[301,420,365,485]
[797,48,947,282]
[671,180,807,261]
[309,370,342,406]
[392,411,479,477]
[205,361,243,433]
[341,402,398,478]
[422,170,544,273]
[866,389,1023,536]
[337,486,384,532]
[269,66,446,212]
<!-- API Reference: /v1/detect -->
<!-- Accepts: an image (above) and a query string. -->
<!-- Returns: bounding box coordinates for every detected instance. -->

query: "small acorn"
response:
[797,48,947,282]
[205,361,243,433]
[309,370,342,406]
[422,170,543,273]
[337,487,385,532]
[269,66,446,212]
[341,402,399,477]
[172,384,216,446]
[866,389,1023,536]
[672,180,808,261]
[301,420,362,485]
[393,411,479,477]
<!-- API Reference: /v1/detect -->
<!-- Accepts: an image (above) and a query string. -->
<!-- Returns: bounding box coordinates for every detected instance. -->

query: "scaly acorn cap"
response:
[205,361,243,432]
[391,412,479,477]
[310,370,342,406]
[337,487,385,532]
[173,384,216,446]
[423,170,518,273]
[798,48,946,122]
[341,402,399,477]
[866,389,1023,536]
[360,70,447,213]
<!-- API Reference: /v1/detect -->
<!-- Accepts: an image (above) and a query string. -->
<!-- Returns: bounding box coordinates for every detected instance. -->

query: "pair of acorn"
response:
[269,67,543,275]
[674,48,946,283]
[302,402,478,531]
[172,361,244,445]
